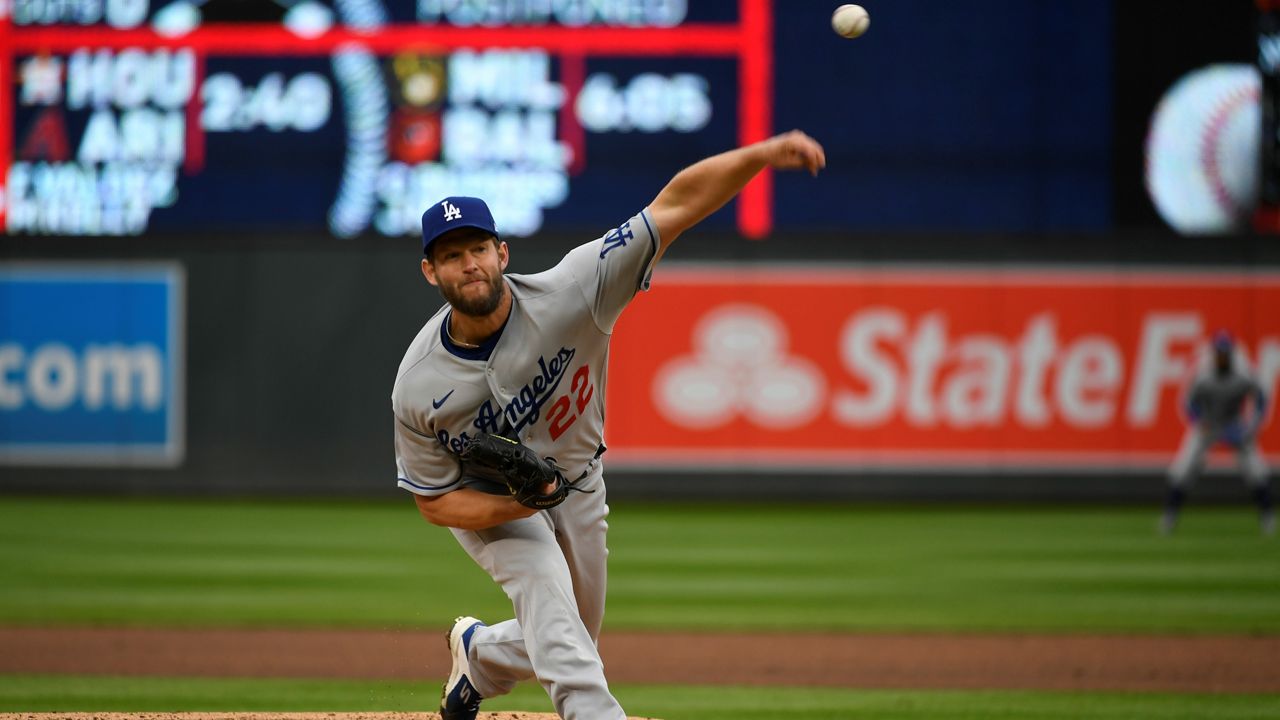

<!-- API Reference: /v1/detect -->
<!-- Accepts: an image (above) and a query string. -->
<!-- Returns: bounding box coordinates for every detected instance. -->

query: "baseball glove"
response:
[460,433,572,509]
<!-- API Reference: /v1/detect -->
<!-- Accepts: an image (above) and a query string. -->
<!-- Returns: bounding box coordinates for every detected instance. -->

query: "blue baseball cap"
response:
[1212,330,1234,352]
[421,196,498,256]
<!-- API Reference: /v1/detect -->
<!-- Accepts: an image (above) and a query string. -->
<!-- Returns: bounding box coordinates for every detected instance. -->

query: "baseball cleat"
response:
[1262,510,1276,536]
[440,616,486,720]
[1159,509,1178,536]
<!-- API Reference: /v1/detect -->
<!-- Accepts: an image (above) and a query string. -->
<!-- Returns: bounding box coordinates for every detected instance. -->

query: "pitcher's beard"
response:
[442,275,505,317]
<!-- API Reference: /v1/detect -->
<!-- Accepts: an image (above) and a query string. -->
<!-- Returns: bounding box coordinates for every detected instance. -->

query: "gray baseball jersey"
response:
[392,209,660,496]
[1186,368,1266,431]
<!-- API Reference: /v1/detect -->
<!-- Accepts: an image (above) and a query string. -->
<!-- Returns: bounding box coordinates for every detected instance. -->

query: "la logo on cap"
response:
[442,200,462,222]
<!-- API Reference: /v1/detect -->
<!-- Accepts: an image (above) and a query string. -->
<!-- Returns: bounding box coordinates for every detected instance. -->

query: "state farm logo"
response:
[653,304,826,429]
[646,303,1280,434]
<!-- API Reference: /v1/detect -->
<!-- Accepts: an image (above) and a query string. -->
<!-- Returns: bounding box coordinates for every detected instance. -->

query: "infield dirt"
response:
[2,627,1279,693]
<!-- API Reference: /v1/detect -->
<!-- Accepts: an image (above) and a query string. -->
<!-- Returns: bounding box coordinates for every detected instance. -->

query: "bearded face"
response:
[438,268,505,317]
[422,231,509,319]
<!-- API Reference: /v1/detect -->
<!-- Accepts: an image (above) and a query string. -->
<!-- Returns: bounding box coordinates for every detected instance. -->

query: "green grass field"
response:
[1,497,1276,632]
[1,497,1277,718]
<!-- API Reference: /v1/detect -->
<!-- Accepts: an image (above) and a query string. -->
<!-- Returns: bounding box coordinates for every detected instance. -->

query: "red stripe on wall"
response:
[0,11,12,229]
[738,0,773,239]
[9,25,747,57]
[184,51,205,175]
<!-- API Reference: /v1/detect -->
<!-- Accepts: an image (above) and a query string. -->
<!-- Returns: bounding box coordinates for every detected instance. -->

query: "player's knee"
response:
[518,564,573,596]
[491,545,571,589]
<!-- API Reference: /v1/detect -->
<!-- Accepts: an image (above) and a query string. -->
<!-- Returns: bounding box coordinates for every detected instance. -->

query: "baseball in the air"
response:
[1145,64,1260,234]
[832,4,870,39]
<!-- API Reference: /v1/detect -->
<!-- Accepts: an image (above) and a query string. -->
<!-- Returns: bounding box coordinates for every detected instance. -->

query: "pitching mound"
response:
[0,715,660,720]
[0,707,660,712]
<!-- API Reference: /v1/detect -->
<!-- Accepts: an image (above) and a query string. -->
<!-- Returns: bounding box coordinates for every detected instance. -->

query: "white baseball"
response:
[832,4,870,39]
[1145,64,1260,234]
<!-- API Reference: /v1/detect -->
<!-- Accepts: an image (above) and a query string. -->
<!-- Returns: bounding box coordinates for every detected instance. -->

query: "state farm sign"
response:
[604,266,1280,470]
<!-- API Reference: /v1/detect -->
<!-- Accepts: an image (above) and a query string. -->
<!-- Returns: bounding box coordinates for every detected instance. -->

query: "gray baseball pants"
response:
[448,466,625,720]
[1169,427,1269,488]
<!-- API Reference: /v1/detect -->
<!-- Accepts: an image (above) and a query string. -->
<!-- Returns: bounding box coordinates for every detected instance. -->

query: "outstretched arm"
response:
[648,130,825,254]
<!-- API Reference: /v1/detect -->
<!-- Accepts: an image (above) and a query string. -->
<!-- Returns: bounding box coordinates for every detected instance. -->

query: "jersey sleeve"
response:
[563,207,662,334]
[1184,380,1206,421]
[393,415,462,497]
[1250,376,1268,401]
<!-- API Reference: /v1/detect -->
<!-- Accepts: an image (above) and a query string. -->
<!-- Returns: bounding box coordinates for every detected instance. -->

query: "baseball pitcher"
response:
[1162,330,1274,535]
[391,131,826,720]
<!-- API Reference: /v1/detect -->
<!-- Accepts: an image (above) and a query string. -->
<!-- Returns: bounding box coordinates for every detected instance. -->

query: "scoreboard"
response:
[1,0,774,239]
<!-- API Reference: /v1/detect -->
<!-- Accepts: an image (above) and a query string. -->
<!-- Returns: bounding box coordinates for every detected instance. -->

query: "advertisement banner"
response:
[605,265,1280,471]
[0,263,184,466]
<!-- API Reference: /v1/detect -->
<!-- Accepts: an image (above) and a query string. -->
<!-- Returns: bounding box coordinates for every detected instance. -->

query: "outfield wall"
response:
[2,231,1279,500]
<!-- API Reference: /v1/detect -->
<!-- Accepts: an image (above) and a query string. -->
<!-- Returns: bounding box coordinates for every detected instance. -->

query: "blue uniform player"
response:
[1162,331,1274,535]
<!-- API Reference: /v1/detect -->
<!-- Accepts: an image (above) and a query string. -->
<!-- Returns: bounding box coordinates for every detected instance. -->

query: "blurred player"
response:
[1162,330,1274,535]
[391,132,826,719]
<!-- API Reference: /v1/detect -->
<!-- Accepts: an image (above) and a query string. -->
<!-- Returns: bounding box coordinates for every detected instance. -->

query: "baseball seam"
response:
[1200,83,1260,217]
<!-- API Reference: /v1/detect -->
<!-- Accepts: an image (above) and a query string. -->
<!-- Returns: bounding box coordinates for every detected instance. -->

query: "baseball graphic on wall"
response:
[1145,64,1260,235]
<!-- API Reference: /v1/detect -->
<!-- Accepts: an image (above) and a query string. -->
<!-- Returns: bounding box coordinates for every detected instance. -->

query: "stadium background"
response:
[2,2,1279,719]
[5,0,1278,499]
